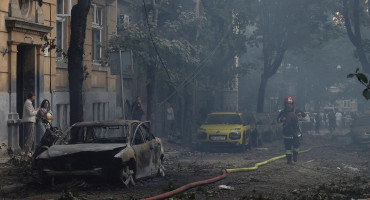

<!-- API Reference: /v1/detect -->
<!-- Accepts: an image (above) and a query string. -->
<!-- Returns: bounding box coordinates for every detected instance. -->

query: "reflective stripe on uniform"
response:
[293,148,299,152]
[286,150,292,154]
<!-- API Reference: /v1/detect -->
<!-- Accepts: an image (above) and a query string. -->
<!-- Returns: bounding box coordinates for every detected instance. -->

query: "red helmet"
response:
[284,96,294,104]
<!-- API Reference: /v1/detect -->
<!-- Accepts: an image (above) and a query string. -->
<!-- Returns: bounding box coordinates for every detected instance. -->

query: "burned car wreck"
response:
[33,120,165,187]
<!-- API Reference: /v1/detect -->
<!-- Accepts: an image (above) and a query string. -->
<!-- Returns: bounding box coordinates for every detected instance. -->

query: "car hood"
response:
[36,143,127,159]
[200,124,244,131]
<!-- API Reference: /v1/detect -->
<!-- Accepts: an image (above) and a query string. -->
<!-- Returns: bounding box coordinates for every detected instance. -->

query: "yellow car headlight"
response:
[229,132,241,140]
[198,128,206,131]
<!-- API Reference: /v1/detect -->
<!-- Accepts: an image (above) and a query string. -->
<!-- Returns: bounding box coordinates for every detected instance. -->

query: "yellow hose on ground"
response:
[226,147,312,173]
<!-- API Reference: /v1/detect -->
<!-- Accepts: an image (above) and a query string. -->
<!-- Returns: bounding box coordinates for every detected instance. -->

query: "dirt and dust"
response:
[0,129,369,200]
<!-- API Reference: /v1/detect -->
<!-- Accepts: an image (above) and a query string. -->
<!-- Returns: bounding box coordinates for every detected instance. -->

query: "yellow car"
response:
[197,112,252,150]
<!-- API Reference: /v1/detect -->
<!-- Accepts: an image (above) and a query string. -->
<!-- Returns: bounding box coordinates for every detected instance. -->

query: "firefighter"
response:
[277,97,305,164]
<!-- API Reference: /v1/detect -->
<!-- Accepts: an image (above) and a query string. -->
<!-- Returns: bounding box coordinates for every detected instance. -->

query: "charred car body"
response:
[33,120,165,186]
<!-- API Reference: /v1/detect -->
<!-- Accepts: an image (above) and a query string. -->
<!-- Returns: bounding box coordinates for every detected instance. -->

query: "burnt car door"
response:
[137,122,162,175]
[131,122,152,178]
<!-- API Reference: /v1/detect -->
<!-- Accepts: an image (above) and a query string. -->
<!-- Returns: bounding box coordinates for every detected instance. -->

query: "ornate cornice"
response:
[5,17,52,35]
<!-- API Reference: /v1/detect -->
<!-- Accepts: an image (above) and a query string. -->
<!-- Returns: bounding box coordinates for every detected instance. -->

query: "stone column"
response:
[7,42,21,153]
[36,46,45,104]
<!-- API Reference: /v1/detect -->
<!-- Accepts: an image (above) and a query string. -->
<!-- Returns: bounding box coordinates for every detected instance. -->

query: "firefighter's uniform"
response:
[277,97,304,164]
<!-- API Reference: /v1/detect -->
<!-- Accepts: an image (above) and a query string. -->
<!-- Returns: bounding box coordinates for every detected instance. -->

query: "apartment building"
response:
[0,0,119,153]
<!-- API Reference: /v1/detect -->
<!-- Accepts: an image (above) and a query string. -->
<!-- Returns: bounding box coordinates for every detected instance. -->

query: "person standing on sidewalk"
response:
[22,92,39,157]
[131,96,144,121]
[315,112,322,134]
[277,96,305,164]
[166,103,175,139]
[36,99,54,144]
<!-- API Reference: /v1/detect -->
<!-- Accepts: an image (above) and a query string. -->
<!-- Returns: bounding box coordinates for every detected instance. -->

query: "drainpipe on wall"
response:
[49,3,53,110]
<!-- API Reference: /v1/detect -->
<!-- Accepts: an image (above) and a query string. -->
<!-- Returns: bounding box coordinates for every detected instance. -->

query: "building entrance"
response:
[16,44,36,148]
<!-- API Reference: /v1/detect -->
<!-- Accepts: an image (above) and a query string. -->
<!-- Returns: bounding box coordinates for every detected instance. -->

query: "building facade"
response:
[0,0,119,154]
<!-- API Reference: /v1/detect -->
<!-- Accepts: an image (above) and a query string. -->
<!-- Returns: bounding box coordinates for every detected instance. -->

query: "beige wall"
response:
[0,2,9,93]
[55,0,117,92]
[0,0,55,95]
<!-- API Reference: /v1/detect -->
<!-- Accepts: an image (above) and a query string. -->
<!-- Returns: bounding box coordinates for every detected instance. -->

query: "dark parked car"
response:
[33,120,165,187]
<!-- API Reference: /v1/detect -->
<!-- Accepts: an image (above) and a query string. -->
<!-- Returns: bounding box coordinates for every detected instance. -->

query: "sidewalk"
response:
[307,127,353,146]
[0,143,10,164]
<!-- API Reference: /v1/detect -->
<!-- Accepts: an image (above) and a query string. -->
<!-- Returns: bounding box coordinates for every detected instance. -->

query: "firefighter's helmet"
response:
[284,96,294,104]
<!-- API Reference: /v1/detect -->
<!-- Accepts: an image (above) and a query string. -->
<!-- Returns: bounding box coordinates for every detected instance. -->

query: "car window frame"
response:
[132,122,146,145]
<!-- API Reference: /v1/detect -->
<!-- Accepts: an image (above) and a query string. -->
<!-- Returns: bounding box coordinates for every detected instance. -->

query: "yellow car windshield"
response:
[205,114,242,125]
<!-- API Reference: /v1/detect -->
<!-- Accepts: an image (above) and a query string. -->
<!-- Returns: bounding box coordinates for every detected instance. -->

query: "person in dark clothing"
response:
[131,96,144,121]
[328,111,336,132]
[315,113,322,134]
[277,96,305,164]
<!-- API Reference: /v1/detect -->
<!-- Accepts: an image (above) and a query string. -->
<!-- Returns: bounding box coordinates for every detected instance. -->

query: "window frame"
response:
[343,100,351,108]
[92,4,104,62]
[56,0,66,59]
[57,0,64,15]
[92,4,103,27]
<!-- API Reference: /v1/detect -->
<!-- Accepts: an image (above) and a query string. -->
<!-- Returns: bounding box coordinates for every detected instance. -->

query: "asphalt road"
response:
[0,128,369,200]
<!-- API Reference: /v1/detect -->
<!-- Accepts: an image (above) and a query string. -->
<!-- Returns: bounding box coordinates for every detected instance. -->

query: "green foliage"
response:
[347,68,370,100]
[108,0,253,98]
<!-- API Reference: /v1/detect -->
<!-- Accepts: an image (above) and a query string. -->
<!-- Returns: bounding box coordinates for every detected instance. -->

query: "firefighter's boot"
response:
[286,154,293,164]
[293,150,298,162]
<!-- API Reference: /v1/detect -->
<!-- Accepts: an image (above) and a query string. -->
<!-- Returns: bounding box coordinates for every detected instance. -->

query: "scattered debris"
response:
[218,185,234,190]
[344,165,360,172]
[255,148,269,151]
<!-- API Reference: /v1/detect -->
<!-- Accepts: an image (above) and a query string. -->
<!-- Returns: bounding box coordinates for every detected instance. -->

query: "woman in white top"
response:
[22,92,39,156]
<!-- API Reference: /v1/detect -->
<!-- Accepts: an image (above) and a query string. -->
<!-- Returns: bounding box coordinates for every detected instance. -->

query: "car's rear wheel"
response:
[120,165,135,187]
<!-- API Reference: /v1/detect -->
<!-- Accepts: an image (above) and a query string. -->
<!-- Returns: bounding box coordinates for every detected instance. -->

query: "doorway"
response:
[17,44,36,148]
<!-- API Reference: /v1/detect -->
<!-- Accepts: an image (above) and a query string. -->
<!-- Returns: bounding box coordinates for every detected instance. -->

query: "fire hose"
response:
[142,169,227,200]
[142,147,312,200]
[227,148,312,173]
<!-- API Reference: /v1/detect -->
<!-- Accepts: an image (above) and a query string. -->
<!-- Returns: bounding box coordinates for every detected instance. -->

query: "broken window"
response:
[132,126,145,145]
[66,125,128,144]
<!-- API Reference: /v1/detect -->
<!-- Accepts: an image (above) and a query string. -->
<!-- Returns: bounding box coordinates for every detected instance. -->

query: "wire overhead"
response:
[142,0,172,81]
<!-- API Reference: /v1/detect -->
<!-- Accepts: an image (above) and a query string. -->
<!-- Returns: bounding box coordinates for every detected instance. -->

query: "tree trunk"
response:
[146,0,159,123]
[256,73,269,113]
[343,0,370,73]
[67,0,91,125]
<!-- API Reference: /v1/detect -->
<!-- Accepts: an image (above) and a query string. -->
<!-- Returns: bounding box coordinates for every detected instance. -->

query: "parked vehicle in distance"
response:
[349,115,370,144]
[197,112,253,151]
[33,120,165,187]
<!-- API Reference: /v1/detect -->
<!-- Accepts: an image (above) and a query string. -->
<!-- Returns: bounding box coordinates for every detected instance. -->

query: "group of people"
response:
[22,92,53,157]
[309,110,355,134]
